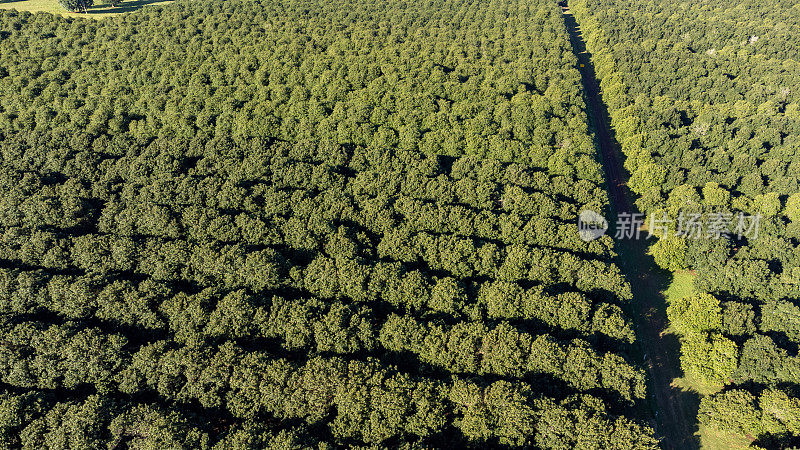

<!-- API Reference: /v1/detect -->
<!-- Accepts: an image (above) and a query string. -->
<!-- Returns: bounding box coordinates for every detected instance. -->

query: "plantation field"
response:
[573,0,800,447]
[0,0,659,447]
[2,0,798,447]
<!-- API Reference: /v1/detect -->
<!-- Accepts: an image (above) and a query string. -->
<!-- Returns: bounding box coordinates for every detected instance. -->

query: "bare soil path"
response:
[560,4,701,449]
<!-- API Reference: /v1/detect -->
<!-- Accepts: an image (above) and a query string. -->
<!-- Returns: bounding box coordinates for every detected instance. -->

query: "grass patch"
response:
[664,271,755,449]
[697,424,753,450]
[0,0,173,19]
[661,270,697,336]
[664,270,697,304]
[663,271,719,393]
[672,374,722,397]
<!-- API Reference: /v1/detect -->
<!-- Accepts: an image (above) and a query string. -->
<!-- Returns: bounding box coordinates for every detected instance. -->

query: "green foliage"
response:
[572,0,800,443]
[680,332,737,387]
[698,390,763,437]
[667,293,722,335]
[784,193,800,222]
[0,0,655,447]
[753,193,782,217]
[721,301,756,336]
[734,334,800,384]
[759,300,800,342]
[648,236,687,271]
[700,388,800,447]
[449,379,535,445]
[58,0,93,12]
[702,182,731,209]
[534,396,659,449]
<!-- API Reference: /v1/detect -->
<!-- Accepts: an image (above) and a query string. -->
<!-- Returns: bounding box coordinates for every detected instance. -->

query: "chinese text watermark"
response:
[579,211,761,242]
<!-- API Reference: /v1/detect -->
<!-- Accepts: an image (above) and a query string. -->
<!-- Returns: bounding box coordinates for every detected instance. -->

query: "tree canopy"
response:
[0,0,656,447]
[572,0,800,446]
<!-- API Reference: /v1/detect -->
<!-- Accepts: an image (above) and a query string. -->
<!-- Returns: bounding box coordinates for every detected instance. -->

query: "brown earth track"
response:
[560,4,701,449]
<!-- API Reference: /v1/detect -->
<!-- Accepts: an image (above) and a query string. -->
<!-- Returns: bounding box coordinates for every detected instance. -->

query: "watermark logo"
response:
[579,211,762,241]
[578,210,609,242]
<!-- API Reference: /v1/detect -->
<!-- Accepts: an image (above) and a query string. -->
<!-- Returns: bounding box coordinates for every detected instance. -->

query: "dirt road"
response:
[561,5,701,449]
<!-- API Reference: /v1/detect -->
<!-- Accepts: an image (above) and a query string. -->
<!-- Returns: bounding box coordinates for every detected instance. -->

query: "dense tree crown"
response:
[0,0,656,447]
[572,0,800,447]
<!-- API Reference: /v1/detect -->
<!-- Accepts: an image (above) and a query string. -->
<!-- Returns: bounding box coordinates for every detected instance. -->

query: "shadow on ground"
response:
[561,4,701,449]
[88,0,167,14]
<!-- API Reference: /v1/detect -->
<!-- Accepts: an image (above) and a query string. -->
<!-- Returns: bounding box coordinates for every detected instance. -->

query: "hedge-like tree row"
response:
[0,0,657,446]
[571,0,800,447]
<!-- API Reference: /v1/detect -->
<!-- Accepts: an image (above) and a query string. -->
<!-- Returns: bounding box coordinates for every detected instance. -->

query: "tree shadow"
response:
[87,0,170,15]
[561,4,702,449]
[753,431,800,449]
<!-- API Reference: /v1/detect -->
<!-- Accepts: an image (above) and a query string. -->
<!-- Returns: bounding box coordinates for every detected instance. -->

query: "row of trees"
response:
[0,0,656,447]
[572,0,800,446]
[667,293,800,386]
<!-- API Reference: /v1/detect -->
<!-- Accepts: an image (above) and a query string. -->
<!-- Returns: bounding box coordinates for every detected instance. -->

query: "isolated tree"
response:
[59,0,93,12]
